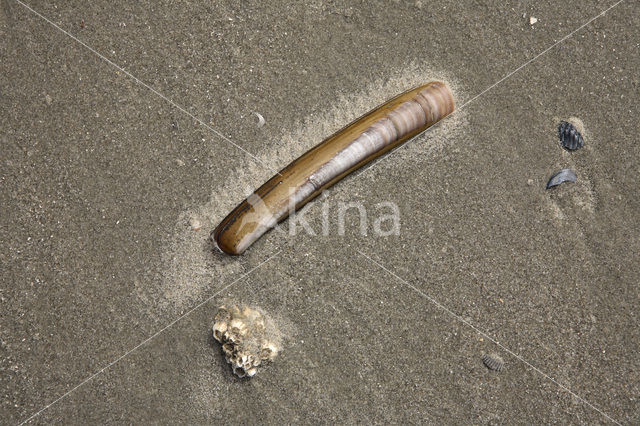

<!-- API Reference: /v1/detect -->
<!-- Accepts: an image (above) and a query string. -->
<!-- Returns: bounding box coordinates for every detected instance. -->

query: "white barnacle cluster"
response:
[212,305,280,378]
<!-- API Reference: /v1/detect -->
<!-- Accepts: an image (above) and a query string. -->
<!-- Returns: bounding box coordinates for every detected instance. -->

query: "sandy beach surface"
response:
[1,0,638,424]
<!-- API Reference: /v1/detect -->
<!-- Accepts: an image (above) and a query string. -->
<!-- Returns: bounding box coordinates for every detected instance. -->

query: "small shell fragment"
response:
[253,112,266,128]
[188,216,202,231]
[482,353,504,371]
[558,121,584,151]
[212,304,281,378]
[546,168,577,189]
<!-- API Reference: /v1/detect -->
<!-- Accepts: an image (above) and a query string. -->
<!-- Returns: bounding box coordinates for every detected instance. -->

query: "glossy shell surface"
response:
[558,121,584,151]
[214,82,455,255]
[547,168,577,189]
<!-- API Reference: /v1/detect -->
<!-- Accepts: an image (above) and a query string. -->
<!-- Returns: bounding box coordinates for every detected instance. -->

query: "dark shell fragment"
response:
[482,353,504,371]
[546,168,577,189]
[558,121,584,151]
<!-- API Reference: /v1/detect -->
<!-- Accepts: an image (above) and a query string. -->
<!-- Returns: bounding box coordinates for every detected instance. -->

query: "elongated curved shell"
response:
[213,82,455,255]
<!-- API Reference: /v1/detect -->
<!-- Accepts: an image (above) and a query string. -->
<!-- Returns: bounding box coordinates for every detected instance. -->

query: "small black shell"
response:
[546,168,577,189]
[482,353,504,371]
[558,121,584,151]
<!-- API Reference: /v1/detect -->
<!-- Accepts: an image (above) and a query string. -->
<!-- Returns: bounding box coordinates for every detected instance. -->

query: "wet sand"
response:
[1,0,638,424]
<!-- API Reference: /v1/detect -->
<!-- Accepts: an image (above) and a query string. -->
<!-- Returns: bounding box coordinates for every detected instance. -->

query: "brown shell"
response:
[213,82,455,255]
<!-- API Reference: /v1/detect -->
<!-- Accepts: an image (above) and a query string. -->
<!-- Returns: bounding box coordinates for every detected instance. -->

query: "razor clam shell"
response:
[213,82,455,255]
[546,168,577,189]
